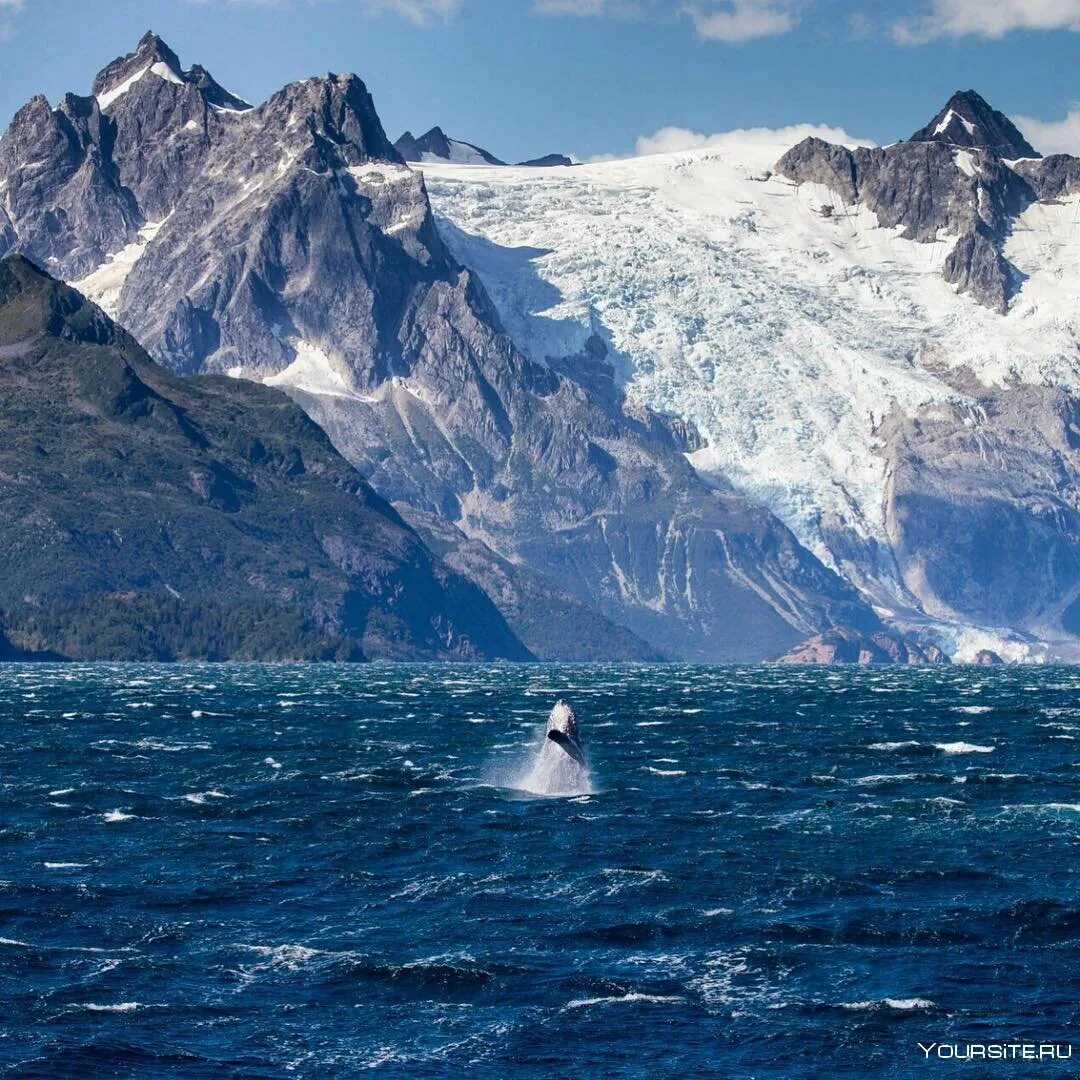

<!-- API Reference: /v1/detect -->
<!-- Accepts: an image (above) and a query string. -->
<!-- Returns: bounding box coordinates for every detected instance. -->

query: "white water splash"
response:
[510,702,594,797]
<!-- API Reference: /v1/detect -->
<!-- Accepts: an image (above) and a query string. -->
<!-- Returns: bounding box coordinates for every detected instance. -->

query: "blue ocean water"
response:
[0,663,1077,1077]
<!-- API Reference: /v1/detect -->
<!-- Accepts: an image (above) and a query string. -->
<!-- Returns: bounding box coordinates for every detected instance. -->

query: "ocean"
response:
[0,663,1076,1077]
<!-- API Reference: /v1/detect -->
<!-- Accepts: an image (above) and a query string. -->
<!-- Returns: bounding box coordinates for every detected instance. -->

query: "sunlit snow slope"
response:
[419,138,1080,580]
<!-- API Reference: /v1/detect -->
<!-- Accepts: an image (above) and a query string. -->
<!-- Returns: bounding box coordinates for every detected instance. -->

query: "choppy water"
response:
[0,664,1077,1077]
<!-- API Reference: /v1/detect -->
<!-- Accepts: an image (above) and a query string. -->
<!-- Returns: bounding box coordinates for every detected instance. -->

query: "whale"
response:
[518,701,591,796]
[544,701,585,766]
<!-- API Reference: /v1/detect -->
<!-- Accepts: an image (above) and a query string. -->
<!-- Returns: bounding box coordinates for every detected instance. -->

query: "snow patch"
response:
[264,341,375,402]
[933,110,975,139]
[149,61,184,87]
[953,149,978,177]
[96,65,153,111]
[73,219,168,317]
[97,59,184,111]
[421,139,494,166]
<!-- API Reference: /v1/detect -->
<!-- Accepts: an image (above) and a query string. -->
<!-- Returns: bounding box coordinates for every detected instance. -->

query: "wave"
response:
[838,998,936,1011]
[564,993,685,1010]
[934,742,995,754]
[179,791,228,805]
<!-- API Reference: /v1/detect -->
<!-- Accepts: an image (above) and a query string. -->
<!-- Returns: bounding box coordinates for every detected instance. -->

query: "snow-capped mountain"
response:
[0,32,883,662]
[395,126,505,166]
[394,126,572,168]
[416,102,1079,660]
[909,89,1039,159]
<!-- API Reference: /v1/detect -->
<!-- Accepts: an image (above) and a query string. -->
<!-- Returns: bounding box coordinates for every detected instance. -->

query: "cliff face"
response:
[881,386,1080,644]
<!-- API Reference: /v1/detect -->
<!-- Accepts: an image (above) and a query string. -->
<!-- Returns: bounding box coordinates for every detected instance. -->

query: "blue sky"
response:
[0,0,1077,160]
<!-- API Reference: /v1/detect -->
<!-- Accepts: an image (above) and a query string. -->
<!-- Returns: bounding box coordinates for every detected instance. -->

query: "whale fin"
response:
[547,729,586,766]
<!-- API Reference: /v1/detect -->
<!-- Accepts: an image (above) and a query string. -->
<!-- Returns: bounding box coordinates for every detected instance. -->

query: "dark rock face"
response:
[516,154,573,168]
[0,34,884,661]
[775,91,1075,314]
[1012,155,1080,201]
[972,649,1005,666]
[394,126,505,165]
[881,387,1080,643]
[0,254,530,662]
[776,627,950,665]
[909,90,1039,159]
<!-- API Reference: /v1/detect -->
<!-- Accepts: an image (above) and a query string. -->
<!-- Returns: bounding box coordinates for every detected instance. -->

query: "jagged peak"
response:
[90,31,252,115]
[394,126,505,166]
[92,31,182,97]
[909,89,1040,160]
[261,73,402,164]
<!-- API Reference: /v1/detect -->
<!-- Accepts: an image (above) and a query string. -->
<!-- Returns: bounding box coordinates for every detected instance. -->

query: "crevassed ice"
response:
[418,145,1080,565]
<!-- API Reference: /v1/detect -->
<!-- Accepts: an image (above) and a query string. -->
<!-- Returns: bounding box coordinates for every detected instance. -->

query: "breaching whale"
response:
[545,701,585,766]
[518,701,592,796]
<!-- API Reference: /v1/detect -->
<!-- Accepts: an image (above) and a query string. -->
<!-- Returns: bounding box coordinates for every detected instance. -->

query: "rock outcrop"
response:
[516,154,573,168]
[775,90,1075,313]
[881,386,1080,644]
[776,627,950,665]
[395,126,505,165]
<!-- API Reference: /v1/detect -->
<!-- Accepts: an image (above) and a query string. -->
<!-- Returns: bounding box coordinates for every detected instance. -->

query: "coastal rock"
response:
[776,627,951,665]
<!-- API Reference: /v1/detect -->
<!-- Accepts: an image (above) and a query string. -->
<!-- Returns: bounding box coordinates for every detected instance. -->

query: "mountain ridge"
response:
[0,252,531,662]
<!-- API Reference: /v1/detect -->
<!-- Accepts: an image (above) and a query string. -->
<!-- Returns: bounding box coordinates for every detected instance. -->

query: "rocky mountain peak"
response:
[89,32,252,116]
[263,73,401,164]
[909,89,1039,159]
[92,31,183,99]
[394,126,505,166]
[186,64,252,113]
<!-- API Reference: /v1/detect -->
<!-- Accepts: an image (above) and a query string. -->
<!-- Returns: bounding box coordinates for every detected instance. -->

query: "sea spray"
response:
[515,701,594,797]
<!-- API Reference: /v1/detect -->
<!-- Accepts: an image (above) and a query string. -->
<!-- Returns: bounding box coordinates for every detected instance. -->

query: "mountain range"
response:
[0,32,1075,663]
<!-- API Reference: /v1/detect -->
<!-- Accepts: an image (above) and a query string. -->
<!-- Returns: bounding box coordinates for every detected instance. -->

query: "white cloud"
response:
[532,0,644,15]
[0,0,22,42]
[893,0,1080,43]
[683,0,802,42]
[629,121,873,156]
[1015,106,1080,156]
[356,0,461,22]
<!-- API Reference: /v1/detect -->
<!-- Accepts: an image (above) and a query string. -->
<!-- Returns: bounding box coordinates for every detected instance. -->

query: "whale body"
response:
[519,701,592,796]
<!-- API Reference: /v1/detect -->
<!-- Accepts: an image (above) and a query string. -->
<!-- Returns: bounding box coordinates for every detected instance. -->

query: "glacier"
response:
[418,137,1080,579]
